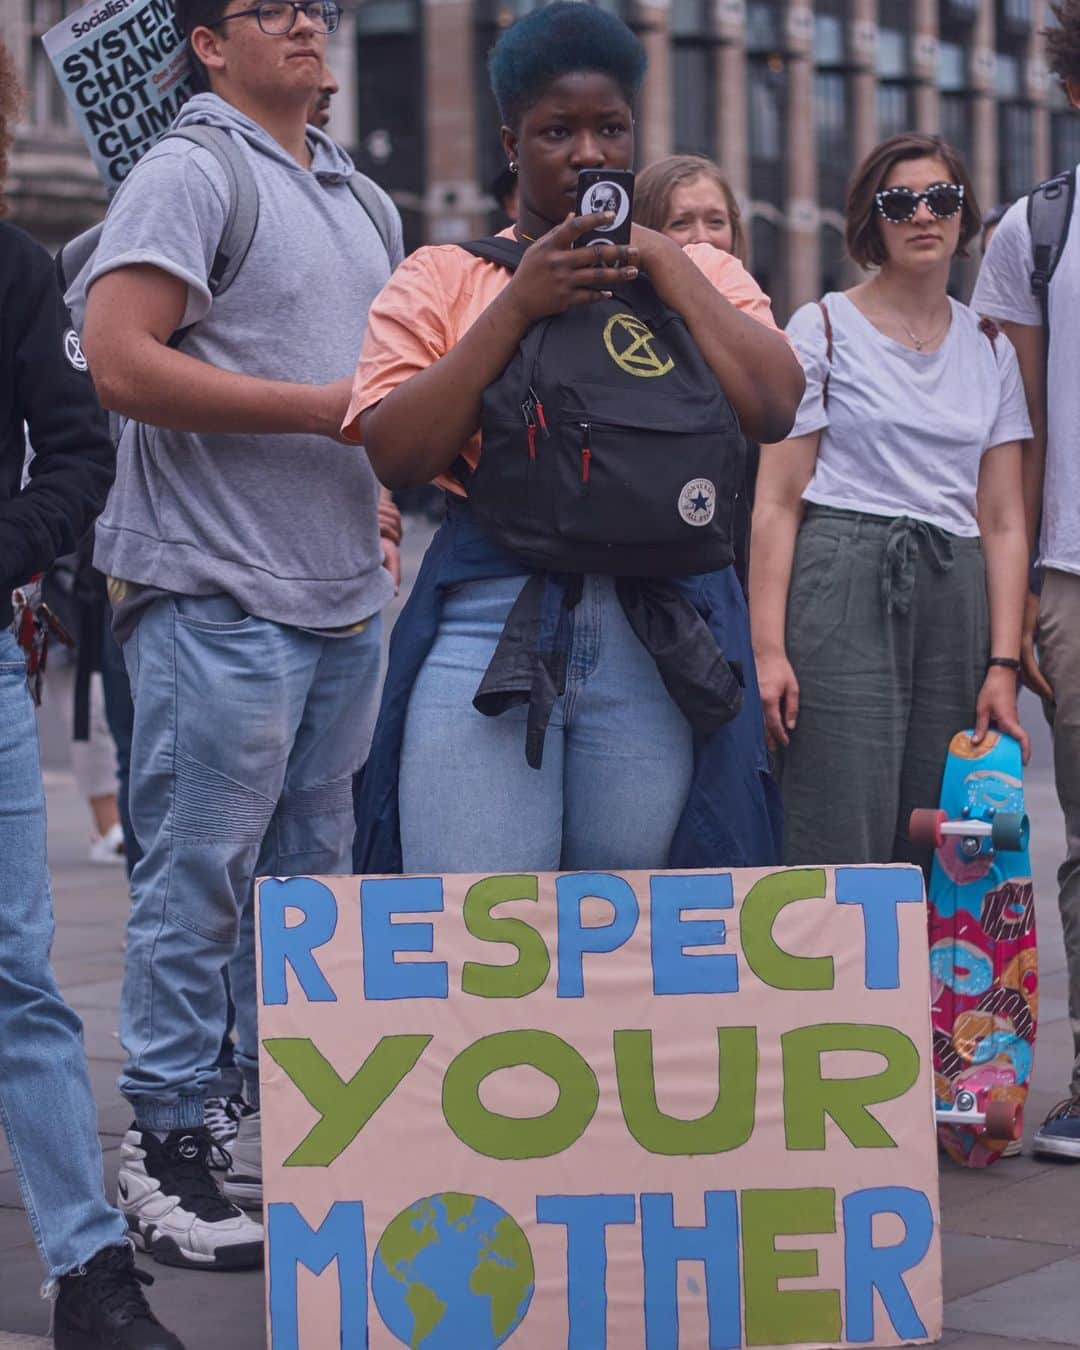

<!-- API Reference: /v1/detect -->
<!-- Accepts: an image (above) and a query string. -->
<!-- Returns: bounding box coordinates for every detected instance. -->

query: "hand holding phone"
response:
[574,169,635,247]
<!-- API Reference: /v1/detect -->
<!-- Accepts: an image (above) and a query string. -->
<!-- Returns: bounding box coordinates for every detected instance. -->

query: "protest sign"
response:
[43,0,192,185]
[256,865,942,1349]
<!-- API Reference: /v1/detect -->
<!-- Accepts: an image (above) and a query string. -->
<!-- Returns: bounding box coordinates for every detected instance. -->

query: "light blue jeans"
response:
[0,629,127,1278]
[399,574,694,872]
[120,595,381,1128]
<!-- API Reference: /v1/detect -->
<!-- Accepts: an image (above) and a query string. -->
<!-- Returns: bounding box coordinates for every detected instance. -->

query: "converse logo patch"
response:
[678,478,716,527]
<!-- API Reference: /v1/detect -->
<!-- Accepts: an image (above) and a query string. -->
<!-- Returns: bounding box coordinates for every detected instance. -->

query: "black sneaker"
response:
[53,1241,186,1349]
[117,1125,263,1270]
[1032,1095,1080,1160]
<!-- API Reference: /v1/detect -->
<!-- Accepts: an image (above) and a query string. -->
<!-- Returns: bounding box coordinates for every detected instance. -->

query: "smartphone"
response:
[574,168,635,247]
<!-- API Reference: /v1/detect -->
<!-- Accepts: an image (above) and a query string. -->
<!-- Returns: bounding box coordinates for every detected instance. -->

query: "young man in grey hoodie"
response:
[81,0,403,1270]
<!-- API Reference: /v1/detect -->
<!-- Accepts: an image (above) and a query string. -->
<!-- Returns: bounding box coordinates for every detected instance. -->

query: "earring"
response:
[508,161,518,174]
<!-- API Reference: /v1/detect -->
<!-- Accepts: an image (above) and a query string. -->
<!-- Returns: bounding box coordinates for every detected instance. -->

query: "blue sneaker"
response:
[1032,1096,1080,1160]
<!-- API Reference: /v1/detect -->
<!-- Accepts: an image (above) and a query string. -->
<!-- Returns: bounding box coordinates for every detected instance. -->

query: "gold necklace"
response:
[514,227,537,243]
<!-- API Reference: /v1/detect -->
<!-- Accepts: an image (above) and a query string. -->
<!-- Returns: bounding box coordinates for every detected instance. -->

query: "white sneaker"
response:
[204,1093,255,1170]
[89,821,125,866]
[223,1108,262,1210]
[117,1125,263,1270]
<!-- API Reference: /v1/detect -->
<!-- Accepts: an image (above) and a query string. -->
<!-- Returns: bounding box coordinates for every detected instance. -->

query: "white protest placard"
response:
[43,0,193,186]
[255,864,943,1349]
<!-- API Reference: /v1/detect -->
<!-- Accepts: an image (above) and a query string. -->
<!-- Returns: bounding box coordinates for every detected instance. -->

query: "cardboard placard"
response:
[256,865,942,1349]
[43,0,193,186]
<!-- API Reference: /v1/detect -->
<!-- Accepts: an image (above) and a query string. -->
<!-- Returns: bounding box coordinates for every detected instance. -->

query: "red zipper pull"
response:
[527,422,537,460]
[536,401,548,434]
[581,447,591,483]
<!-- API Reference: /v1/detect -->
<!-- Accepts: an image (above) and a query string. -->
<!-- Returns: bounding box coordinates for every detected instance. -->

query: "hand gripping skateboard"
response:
[909,729,1037,1167]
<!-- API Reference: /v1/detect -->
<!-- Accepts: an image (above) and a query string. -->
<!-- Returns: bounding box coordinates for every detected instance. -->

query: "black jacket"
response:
[1,221,115,629]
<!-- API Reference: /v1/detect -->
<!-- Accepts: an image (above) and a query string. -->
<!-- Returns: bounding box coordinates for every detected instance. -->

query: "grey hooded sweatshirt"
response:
[83,93,402,629]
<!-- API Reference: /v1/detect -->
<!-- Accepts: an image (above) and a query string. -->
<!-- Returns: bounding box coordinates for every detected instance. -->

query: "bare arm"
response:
[973,440,1030,758]
[83,264,350,439]
[635,228,806,445]
[998,319,1051,700]
[748,431,821,748]
[362,213,638,491]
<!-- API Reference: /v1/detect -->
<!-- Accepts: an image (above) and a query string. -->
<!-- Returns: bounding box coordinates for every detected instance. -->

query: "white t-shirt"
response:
[971,171,1079,574]
[786,292,1032,538]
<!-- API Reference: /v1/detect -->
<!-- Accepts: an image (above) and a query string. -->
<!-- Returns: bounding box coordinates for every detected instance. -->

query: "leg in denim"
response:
[399,574,692,873]
[230,616,382,1106]
[120,595,379,1128]
[0,631,127,1277]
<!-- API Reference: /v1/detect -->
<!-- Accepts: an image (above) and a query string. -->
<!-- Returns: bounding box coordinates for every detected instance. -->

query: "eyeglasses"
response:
[214,0,340,35]
[875,182,965,224]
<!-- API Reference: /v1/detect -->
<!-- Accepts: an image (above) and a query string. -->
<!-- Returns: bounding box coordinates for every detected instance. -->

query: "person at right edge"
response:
[973,0,1080,1161]
[0,41,185,1350]
[347,3,803,877]
[751,135,1031,876]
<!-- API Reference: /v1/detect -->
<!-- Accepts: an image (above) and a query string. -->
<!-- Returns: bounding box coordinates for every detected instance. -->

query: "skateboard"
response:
[909,729,1037,1168]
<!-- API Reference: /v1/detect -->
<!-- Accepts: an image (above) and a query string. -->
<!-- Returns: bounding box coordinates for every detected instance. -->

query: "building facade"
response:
[5,0,1080,315]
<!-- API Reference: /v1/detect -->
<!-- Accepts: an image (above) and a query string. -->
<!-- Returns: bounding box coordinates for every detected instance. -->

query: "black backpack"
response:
[454,237,745,577]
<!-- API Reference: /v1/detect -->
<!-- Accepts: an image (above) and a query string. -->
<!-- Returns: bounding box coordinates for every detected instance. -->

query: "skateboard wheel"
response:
[984,1099,1022,1141]
[990,812,1029,853]
[910,808,946,849]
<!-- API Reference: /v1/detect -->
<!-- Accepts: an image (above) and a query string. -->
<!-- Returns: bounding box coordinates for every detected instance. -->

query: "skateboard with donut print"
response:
[910,729,1037,1167]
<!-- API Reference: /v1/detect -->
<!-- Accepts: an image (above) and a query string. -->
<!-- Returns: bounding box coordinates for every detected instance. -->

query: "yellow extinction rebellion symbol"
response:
[603,313,675,378]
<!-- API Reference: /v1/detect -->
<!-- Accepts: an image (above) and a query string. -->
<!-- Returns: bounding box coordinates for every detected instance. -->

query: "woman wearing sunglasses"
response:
[750,132,1032,867]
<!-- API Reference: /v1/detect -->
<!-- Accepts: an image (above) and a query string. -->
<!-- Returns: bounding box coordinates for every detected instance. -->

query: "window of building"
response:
[938,37,972,164]
[877,0,912,141]
[671,0,715,157]
[751,214,786,320]
[995,28,1034,204]
[997,0,1033,37]
[814,2,850,212]
[354,0,424,248]
[26,0,80,133]
[820,222,846,295]
[748,53,785,207]
[746,0,783,54]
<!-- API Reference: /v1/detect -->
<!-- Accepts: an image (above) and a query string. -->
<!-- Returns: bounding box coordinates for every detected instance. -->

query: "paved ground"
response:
[2,529,1078,1345]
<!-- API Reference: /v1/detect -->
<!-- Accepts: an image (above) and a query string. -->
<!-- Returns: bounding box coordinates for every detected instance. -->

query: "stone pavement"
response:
[1,582,1078,1349]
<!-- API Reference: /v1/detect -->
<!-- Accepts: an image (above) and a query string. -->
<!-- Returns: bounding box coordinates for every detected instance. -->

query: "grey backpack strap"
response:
[348,172,396,260]
[1028,170,1075,330]
[162,125,260,301]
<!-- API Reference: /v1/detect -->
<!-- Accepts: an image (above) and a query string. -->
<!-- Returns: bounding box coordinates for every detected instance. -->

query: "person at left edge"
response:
[79,0,403,1260]
[348,2,803,877]
[0,40,186,1350]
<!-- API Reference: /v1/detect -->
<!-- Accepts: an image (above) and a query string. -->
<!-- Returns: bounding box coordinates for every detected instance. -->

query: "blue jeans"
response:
[399,574,694,871]
[99,603,139,874]
[0,630,127,1278]
[120,595,381,1128]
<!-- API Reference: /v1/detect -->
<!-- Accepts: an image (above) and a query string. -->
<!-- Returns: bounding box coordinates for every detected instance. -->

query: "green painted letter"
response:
[741,869,834,990]
[613,1028,758,1154]
[442,1030,598,1159]
[782,1023,920,1149]
[461,874,550,998]
[742,1188,841,1345]
[263,1035,430,1167]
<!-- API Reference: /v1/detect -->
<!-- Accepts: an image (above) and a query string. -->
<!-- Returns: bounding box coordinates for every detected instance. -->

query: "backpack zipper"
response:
[580,423,591,484]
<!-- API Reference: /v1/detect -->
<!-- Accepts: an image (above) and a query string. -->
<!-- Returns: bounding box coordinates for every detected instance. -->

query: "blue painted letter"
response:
[556,873,639,997]
[641,1191,741,1349]
[650,873,738,995]
[361,877,448,1000]
[259,877,338,1006]
[537,1194,636,1348]
[836,867,924,989]
[843,1186,933,1341]
[267,1201,366,1350]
